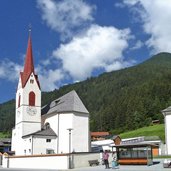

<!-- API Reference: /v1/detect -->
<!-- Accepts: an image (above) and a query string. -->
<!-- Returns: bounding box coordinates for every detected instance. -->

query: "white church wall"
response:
[44,114,59,135]
[15,77,22,109]
[33,137,56,154]
[22,107,41,122]
[14,140,25,155]
[45,113,73,154]
[58,113,73,153]
[165,114,171,154]
[13,72,42,155]
[11,128,16,152]
[44,112,90,153]
[73,113,89,152]
[22,74,41,128]
[20,74,41,134]
[23,137,32,155]
[23,73,41,107]
[22,122,41,136]
[16,74,41,109]
[11,126,26,155]
[44,114,59,153]
[15,88,23,125]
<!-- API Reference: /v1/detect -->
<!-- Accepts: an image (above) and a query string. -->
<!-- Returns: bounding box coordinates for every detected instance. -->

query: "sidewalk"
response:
[66,159,167,171]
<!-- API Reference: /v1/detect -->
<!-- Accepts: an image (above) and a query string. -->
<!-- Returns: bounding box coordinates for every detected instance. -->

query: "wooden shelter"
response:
[112,143,157,165]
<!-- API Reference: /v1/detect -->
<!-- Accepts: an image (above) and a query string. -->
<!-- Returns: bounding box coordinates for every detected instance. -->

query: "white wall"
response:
[16,73,41,110]
[73,113,89,152]
[21,73,41,107]
[33,137,56,154]
[45,113,73,154]
[73,153,100,168]
[13,72,42,155]
[3,154,68,170]
[11,126,25,155]
[2,153,102,170]
[58,113,73,153]
[45,112,90,154]
[165,114,171,154]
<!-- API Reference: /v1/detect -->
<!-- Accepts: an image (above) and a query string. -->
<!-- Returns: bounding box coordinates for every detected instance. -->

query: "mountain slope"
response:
[120,124,165,142]
[1,52,171,133]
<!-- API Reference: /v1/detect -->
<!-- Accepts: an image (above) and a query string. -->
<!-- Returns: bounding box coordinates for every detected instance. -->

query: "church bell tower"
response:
[15,30,41,137]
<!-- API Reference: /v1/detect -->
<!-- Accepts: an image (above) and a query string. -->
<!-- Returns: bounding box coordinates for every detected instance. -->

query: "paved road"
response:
[0,159,169,171]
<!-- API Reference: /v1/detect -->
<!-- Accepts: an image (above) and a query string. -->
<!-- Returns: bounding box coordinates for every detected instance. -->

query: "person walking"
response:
[103,150,109,169]
[112,151,119,169]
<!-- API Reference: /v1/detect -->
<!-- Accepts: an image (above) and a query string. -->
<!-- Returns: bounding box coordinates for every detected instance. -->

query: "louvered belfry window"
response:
[29,91,35,106]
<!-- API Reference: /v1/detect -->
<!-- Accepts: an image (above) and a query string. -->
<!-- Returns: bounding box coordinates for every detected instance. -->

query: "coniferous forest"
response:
[1,52,171,134]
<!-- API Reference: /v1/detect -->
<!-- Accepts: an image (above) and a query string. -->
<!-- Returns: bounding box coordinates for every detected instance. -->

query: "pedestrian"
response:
[112,151,119,169]
[103,150,109,169]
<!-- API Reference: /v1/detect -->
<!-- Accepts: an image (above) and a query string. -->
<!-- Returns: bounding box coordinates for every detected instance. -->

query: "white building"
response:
[162,106,171,155]
[91,139,114,152]
[11,33,90,155]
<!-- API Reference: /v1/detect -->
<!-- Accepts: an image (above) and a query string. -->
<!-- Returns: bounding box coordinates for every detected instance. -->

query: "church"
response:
[11,32,90,155]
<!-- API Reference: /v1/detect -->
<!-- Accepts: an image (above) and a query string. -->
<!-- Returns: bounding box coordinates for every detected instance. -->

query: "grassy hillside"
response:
[1,52,171,133]
[119,124,165,142]
[0,132,11,138]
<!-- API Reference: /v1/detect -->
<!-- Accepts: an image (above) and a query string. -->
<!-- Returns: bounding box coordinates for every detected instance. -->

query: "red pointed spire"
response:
[20,30,40,89]
[23,32,35,75]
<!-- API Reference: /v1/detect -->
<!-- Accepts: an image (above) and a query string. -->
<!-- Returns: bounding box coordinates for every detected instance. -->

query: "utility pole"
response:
[67,128,73,169]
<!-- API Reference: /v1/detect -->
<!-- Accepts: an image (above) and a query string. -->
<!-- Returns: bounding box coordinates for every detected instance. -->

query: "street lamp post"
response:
[67,128,73,169]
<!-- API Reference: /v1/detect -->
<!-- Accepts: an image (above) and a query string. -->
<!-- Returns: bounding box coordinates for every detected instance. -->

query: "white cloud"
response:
[105,60,135,72]
[37,67,64,91]
[131,40,144,50]
[0,57,65,92]
[0,59,22,81]
[35,0,137,88]
[37,0,95,40]
[40,58,51,66]
[123,0,171,54]
[123,0,139,6]
[53,24,132,80]
[114,2,126,8]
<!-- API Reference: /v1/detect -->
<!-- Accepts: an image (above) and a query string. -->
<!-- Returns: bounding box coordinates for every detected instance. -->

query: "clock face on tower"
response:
[26,106,37,116]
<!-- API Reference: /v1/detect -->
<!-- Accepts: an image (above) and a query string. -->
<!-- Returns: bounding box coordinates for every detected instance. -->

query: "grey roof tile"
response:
[41,90,89,115]
[22,128,57,138]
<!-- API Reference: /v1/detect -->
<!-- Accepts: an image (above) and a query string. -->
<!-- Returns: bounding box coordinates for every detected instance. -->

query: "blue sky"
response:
[0,0,171,104]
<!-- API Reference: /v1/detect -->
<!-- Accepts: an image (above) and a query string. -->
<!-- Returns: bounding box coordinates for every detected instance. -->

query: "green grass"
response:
[0,132,11,138]
[119,124,165,142]
[154,155,171,158]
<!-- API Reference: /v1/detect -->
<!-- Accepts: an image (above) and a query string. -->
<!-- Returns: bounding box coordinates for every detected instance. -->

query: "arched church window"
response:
[29,91,35,106]
[44,122,50,129]
[18,95,21,108]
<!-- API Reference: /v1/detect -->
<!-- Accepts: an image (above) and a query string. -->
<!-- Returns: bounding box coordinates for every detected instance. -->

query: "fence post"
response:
[0,152,2,165]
